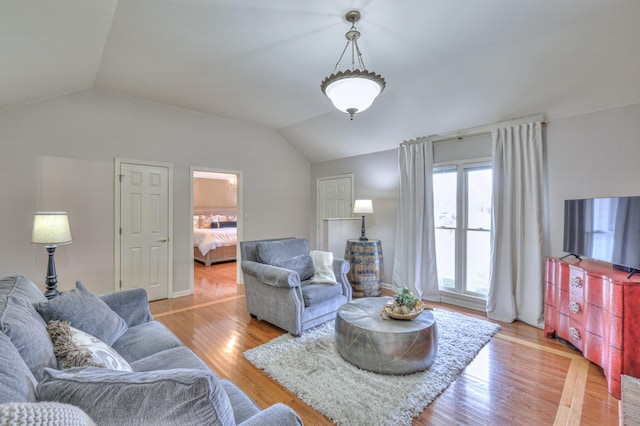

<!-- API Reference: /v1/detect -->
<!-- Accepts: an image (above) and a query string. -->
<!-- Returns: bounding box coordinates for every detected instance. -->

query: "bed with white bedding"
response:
[193,208,237,266]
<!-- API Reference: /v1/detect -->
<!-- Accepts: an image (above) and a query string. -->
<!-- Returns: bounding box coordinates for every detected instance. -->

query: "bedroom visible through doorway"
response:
[190,168,242,297]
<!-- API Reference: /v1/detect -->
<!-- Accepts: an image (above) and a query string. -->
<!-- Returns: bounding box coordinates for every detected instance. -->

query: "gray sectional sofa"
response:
[0,275,302,425]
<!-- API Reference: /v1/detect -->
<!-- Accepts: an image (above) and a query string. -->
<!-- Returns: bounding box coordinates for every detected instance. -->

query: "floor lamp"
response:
[31,212,72,299]
[353,199,374,241]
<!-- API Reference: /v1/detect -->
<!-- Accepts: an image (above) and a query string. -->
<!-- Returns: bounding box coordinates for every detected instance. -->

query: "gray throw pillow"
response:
[274,255,315,281]
[0,331,38,404]
[36,281,128,346]
[37,367,235,426]
[0,295,57,382]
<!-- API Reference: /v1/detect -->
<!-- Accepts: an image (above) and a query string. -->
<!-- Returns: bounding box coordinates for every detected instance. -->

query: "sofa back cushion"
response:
[0,331,37,404]
[0,296,57,382]
[256,238,309,265]
[38,367,235,426]
[0,275,47,304]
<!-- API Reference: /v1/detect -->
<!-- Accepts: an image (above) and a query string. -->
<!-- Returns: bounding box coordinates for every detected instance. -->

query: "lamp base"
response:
[44,246,60,299]
[359,215,368,241]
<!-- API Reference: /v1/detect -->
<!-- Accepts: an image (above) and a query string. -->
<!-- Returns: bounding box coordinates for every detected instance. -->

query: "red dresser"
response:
[545,257,640,398]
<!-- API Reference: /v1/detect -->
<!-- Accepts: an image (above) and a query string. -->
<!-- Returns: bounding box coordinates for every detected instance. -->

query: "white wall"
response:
[311,149,399,285]
[0,89,311,295]
[311,102,640,284]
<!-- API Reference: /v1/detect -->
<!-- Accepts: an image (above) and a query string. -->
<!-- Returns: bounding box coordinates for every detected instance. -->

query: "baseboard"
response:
[170,289,192,298]
[439,291,486,312]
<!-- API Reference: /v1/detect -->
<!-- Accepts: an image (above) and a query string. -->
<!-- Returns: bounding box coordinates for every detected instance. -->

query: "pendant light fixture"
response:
[321,10,386,120]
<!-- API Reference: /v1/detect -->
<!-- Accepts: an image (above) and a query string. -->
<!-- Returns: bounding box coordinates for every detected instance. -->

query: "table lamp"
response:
[353,199,374,241]
[31,212,72,299]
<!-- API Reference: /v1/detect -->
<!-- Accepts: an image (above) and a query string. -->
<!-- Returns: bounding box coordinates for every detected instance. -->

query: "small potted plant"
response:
[383,288,427,320]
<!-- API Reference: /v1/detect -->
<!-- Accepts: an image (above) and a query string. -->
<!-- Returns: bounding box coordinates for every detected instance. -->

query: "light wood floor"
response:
[149,261,620,425]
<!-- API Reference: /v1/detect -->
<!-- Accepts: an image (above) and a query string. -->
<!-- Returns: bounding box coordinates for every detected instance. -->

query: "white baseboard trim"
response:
[170,289,192,298]
[439,290,486,312]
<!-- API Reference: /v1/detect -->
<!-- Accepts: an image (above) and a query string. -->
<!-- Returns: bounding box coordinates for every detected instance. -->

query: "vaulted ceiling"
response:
[3,1,640,163]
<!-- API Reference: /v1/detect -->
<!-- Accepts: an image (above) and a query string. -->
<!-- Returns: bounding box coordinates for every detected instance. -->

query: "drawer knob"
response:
[569,301,581,314]
[570,276,583,288]
[569,327,581,340]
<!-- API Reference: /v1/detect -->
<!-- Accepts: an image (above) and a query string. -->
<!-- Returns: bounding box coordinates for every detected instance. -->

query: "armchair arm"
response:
[239,403,303,426]
[333,258,352,300]
[241,261,301,288]
[99,288,153,327]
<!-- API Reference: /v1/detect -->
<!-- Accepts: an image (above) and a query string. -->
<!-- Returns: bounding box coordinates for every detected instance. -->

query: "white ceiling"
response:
[3,1,640,163]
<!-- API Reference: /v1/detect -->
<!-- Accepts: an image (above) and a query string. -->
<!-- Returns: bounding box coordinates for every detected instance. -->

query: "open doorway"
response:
[190,167,243,298]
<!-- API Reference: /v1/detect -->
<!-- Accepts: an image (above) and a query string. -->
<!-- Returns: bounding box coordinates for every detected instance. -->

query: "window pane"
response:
[435,228,455,288]
[466,230,490,295]
[433,170,457,228]
[467,168,492,230]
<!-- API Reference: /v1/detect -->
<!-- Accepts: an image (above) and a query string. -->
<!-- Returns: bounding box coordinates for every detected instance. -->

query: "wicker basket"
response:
[383,300,426,320]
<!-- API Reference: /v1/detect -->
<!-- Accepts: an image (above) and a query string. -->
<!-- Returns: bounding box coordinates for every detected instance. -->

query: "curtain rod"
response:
[401,114,546,146]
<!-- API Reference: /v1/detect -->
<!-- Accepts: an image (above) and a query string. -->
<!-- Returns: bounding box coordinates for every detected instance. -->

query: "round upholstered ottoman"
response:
[335,296,438,375]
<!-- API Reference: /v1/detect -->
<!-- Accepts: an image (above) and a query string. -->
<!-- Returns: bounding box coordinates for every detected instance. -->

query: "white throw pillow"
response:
[70,327,132,372]
[310,250,337,285]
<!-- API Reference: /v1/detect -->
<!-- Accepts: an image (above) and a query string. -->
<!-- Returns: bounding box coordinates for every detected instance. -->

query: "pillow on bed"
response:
[218,221,236,228]
[210,222,220,229]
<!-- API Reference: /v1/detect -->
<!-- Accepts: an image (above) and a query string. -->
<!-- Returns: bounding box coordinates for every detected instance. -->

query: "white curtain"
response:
[487,122,545,327]
[392,140,440,301]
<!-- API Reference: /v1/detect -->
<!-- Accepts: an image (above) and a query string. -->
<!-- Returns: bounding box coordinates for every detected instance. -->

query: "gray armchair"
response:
[240,238,352,336]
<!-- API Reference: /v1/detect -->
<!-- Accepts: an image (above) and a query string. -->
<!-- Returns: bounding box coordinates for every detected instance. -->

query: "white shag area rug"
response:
[244,309,500,426]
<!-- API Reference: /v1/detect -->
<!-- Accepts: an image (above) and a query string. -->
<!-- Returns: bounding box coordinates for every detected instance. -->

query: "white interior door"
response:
[316,174,353,250]
[118,161,172,300]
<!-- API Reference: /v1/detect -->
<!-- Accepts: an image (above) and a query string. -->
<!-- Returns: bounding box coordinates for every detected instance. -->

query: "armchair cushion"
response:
[300,282,343,307]
[37,367,235,426]
[256,239,309,265]
[36,282,128,346]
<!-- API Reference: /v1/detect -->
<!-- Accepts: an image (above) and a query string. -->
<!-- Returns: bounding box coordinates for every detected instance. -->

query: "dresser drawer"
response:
[557,314,584,351]
[583,331,604,367]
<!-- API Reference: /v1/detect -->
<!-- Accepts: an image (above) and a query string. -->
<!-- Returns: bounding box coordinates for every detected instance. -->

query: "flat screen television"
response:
[563,196,640,277]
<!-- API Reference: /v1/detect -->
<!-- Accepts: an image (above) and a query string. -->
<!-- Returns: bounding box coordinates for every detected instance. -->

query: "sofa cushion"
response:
[0,295,57,382]
[36,281,128,346]
[47,320,132,372]
[0,402,94,425]
[130,346,211,373]
[256,239,309,265]
[0,275,47,304]
[273,255,315,281]
[300,281,343,307]
[220,379,260,425]
[0,331,37,404]
[37,367,235,426]
[112,321,183,362]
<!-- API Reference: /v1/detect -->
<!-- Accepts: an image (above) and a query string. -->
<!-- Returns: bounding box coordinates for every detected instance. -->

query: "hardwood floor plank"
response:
[150,261,620,425]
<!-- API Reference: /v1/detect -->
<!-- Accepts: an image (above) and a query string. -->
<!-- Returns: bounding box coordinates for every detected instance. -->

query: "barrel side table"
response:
[344,239,383,297]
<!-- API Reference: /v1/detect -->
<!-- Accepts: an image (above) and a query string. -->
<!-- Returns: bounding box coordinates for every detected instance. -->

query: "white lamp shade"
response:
[325,77,382,115]
[353,199,374,214]
[32,212,72,245]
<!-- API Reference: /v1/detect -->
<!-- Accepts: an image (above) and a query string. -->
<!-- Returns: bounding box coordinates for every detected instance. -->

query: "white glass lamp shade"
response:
[31,212,72,246]
[325,77,381,115]
[353,199,374,214]
[321,69,386,119]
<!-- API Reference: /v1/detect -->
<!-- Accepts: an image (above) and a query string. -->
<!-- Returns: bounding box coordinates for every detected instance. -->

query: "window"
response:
[433,161,492,297]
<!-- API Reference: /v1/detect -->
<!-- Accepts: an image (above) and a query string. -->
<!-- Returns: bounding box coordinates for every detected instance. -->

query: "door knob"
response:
[159,237,168,243]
